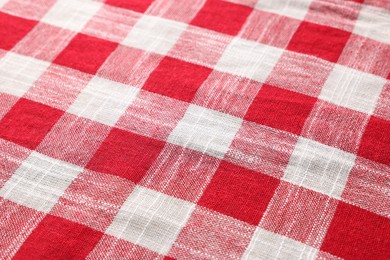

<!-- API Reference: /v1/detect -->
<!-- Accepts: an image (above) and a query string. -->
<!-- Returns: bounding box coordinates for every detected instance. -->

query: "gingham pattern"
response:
[0,0,389,259]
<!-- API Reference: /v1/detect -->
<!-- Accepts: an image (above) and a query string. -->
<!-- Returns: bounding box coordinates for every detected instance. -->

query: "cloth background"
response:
[0,0,389,259]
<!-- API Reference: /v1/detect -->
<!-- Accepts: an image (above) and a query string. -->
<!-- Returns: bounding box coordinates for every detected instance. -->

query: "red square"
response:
[0,11,37,50]
[358,116,390,165]
[321,202,390,259]
[105,0,154,13]
[13,215,103,260]
[0,199,45,259]
[116,90,188,141]
[342,157,389,217]
[0,98,64,150]
[198,161,279,225]
[54,33,118,74]
[143,56,212,103]
[86,128,165,183]
[36,114,111,167]
[51,169,135,232]
[301,101,369,154]
[287,21,351,62]
[169,207,255,259]
[190,0,252,36]
[260,182,338,248]
[141,144,220,202]
[245,85,317,135]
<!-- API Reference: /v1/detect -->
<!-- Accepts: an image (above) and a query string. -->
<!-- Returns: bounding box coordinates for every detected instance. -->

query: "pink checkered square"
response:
[342,156,389,218]
[13,23,76,62]
[24,64,93,111]
[98,45,163,87]
[0,93,18,120]
[141,143,220,202]
[169,25,233,68]
[51,169,135,232]
[88,234,162,259]
[226,120,298,179]
[260,182,338,248]
[0,199,46,259]
[116,90,188,141]
[82,4,140,43]
[301,100,369,153]
[193,71,261,118]
[266,51,334,97]
[147,0,205,23]
[339,34,390,79]
[305,0,362,31]
[1,0,56,20]
[169,206,256,259]
[374,81,390,120]
[0,139,31,188]
[36,113,111,167]
[240,9,300,48]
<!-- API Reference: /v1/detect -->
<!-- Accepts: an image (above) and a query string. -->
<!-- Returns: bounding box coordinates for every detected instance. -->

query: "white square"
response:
[67,76,139,126]
[122,15,187,55]
[0,53,50,97]
[0,152,82,213]
[354,5,390,44]
[243,228,319,260]
[319,64,386,114]
[0,0,7,8]
[168,105,243,159]
[42,0,102,32]
[215,38,282,83]
[106,186,195,255]
[255,0,311,20]
[283,138,356,198]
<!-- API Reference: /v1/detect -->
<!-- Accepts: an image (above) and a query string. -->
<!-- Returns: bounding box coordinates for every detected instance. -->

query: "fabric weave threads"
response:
[0,0,389,259]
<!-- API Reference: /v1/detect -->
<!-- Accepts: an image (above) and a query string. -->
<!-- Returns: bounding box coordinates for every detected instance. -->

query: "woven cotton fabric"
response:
[0,0,389,259]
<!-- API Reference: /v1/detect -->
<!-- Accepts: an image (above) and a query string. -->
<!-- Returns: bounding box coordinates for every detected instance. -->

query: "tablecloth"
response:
[0,0,389,259]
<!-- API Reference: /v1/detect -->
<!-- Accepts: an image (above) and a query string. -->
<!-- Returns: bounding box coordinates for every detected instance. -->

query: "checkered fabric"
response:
[0,0,389,259]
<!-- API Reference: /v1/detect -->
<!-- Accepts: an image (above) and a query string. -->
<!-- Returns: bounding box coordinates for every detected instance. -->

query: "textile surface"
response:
[0,0,389,259]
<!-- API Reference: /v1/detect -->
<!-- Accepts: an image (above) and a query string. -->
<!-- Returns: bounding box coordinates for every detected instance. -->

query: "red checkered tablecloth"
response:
[0,0,389,259]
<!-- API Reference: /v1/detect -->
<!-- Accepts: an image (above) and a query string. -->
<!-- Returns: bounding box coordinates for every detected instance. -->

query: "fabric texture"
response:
[0,0,389,259]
